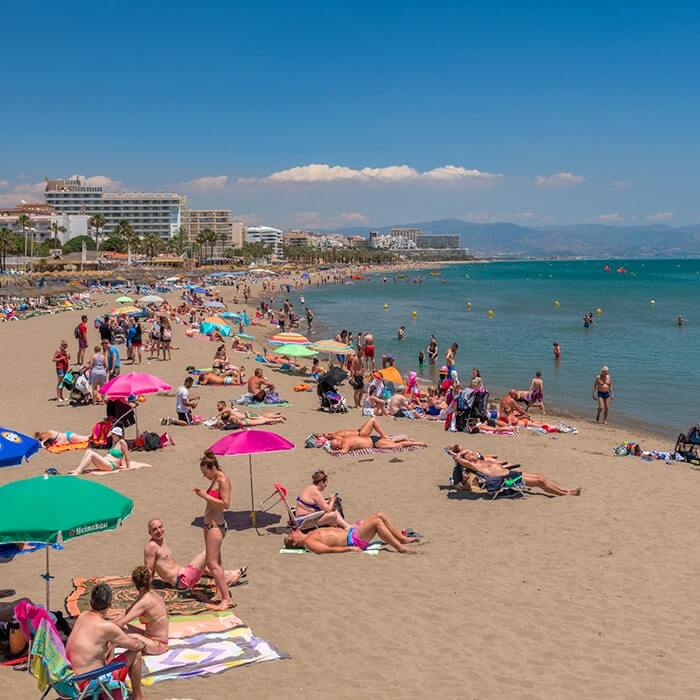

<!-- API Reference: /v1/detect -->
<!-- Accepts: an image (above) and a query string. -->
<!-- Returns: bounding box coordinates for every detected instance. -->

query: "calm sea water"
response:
[299,259,700,436]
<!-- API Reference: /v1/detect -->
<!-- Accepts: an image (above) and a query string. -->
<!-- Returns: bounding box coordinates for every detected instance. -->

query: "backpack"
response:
[74,325,81,339]
[142,431,162,451]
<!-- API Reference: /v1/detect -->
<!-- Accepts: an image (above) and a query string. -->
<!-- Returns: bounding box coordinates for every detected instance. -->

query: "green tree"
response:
[241,241,270,260]
[101,235,127,252]
[113,220,140,254]
[88,213,106,253]
[141,234,164,258]
[167,226,189,256]
[48,221,67,242]
[62,235,97,254]
[0,226,20,273]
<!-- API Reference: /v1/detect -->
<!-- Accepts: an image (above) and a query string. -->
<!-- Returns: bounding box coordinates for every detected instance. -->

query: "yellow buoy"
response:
[596,307,603,315]
[411,310,417,317]
[487,309,495,318]
[650,299,656,305]
[554,300,561,307]
[383,304,389,310]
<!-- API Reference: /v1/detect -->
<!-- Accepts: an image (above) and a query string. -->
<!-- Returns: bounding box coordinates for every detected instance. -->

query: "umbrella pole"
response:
[43,547,52,610]
[249,454,261,535]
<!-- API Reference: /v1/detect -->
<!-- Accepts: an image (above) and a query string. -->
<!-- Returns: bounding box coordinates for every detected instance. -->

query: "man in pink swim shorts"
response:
[144,518,246,590]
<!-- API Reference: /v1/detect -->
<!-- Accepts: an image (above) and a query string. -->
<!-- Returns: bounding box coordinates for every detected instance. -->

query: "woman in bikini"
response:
[593,365,614,423]
[35,429,90,447]
[70,426,151,474]
[194,451,233,610]
[295,470,351,528]
[112,566,169,655]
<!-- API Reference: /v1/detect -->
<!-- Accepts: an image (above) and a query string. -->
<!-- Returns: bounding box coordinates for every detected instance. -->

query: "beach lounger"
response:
[258,483,325,530]
[450,464,528,500]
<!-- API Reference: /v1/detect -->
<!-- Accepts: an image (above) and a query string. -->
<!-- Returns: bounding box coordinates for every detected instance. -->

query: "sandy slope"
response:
[2,289,699,699]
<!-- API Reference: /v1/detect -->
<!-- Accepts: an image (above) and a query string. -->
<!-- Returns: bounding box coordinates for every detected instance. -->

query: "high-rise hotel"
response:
[44,178,185,239]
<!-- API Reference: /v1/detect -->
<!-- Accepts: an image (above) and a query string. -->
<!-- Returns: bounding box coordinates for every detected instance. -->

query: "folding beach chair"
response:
[258,482,326,530]
[17,608,128,700]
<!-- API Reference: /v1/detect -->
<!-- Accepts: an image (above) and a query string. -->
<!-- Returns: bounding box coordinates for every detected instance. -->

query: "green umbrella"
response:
[115,296,134,304]
[272,343,318,358]
[0,475,134,608]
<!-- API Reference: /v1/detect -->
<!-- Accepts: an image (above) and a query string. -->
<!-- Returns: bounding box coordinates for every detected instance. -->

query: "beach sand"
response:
[2,287,700,699]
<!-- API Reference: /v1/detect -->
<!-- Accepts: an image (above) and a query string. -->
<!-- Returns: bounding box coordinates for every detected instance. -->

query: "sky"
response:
[2,1,699,230]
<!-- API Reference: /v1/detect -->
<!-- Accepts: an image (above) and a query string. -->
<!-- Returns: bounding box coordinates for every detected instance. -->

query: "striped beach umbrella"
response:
[268,331,310,346]
[309,339,353,355]
[110,305,141,315]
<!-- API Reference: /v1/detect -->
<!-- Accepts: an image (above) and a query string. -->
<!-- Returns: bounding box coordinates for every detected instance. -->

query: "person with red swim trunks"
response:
[363,331,375,371]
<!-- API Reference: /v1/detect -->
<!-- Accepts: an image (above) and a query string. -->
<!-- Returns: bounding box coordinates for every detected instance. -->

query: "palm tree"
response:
[195,231,209,263]
[141,234,164,259]
[89,213,106,253]
[16,213,32,269]
[167,226,189,256]
[113,220,140,255]
[0,226,16,273]
[199,228,218,261]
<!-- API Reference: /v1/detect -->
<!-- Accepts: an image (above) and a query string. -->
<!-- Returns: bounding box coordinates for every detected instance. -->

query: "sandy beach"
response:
[3,283,700,700]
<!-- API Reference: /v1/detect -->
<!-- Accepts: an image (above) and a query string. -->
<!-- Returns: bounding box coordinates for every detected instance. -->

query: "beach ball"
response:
[554,300,561,307]
[487,309,495,318]
[383,304,389,310]
[596,308,603,316]
[411,310,417,317]
[650,299,656,305]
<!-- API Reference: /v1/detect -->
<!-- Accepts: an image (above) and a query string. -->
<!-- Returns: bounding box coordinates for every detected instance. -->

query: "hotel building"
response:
[245,226,283,257]
[44,178,185,239]
[184,209,245,254]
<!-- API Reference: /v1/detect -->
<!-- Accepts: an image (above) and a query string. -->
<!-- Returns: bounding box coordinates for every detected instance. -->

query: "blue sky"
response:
[2,1,699,229]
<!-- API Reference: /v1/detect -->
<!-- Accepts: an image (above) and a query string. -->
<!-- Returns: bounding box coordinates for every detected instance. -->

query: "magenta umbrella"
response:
[208,429,294,533]
[100,372,172,434]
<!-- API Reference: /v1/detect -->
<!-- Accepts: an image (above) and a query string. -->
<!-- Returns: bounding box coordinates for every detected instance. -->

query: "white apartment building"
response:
[0,206,89,244]
[245,226,283,257]
[44,178,185,239]
[184,209,245,254]
[389,227,422,243]
[371,233,416,250]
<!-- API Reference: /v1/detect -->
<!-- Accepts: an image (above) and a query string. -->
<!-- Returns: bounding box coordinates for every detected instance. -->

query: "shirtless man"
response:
[284,512,419,554]
[593,365,614,423]
[247,368,274,402]
[144,518,245,590]
[328,425,426,453]
[448,448,581,497]
[499,390,532,426]
[387,390,416,418]
[65,584,145,700]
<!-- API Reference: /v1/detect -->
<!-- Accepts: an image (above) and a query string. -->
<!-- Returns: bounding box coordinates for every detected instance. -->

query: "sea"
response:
[297,259,700,438]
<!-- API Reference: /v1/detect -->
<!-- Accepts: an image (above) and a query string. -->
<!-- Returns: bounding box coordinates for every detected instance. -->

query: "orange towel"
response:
[45,441,89,454]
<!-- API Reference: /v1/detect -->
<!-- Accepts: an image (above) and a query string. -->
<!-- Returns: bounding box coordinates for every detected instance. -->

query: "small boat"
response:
[616,266,628,274]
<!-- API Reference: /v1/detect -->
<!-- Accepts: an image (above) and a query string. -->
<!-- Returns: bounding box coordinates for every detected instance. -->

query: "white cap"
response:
[109,426,123,437]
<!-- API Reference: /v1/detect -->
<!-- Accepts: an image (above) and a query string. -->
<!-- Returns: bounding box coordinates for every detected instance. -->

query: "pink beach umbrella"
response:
[100,372,172,399]
[207,429,295,533]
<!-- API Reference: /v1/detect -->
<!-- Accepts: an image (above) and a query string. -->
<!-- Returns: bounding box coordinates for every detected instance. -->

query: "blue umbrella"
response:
[0,428,41,468]
[219,311,242,320]
[192,287,208,294]
[204,300,225,308]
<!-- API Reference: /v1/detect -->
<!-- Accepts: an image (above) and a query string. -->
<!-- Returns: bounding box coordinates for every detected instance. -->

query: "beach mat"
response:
[280,541,383,556]
[90,462,151,476]
[66,575,219,617]
[45,441,89,454]
[140,618,287,686]
[328,445,426,458]
[247,401,290,408]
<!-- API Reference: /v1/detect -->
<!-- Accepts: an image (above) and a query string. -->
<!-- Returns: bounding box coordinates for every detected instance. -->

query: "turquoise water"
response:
[299,260,700,436]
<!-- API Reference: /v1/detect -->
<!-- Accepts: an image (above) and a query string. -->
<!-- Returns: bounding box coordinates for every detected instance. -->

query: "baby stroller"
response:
[69,370,93,406]
[454,388,490,432]
[317,367,349,413]
[675,423,700,465]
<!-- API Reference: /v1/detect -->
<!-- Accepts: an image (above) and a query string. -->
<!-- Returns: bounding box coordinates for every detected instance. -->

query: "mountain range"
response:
[332,218,700,257]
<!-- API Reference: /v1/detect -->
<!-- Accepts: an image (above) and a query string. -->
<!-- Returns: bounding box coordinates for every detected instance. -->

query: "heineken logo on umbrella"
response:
[67,522,110,538]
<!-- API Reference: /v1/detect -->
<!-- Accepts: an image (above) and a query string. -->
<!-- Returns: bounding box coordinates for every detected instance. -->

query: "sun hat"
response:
[109,426,123,437]
[439,365,448,373]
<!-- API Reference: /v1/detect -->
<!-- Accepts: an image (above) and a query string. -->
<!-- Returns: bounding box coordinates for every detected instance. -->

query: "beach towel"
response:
[90,462,151,475]
[280,541,383,555]
[65,576,219,617]
[45,441,89,454]
[0,541,63,563]
[139,620,286,686]
[29,617,71,693]
[328,445,426,458]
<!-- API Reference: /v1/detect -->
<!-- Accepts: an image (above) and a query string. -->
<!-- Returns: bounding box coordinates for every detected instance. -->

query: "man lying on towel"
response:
[284,512,419,554]
[144,518,247,591]
[325,417,427,453]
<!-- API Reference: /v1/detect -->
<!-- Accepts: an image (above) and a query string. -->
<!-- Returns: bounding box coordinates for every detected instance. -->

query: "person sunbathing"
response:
[198,370,245,386]
[144,518,246,590]
[35,429,90,447]
[111,566,169,655]
[295,470,351,528]
[498,390,549,428]
[231,337,253,352]
[212,400,286,429]
[329,427,427,454]
[70,427,151,474]
[284,512,419,554]
[447,447,581,496]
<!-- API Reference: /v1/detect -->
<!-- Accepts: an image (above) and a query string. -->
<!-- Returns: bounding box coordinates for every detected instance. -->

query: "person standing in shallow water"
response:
[427,335,438,365]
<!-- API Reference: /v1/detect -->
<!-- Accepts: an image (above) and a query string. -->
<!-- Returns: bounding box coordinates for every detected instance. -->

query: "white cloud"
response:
[0,179,9,189]
[70,174,125,191]
[646,211,673,222]
[534,172,585,188]
[181,175,229,192]
[611,180,633,189]
[592,213,623,224]
[0,180,45,206]
[241,163,502,184]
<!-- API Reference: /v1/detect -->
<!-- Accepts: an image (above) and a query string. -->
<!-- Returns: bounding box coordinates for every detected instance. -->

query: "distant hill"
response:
[331,218,700,257]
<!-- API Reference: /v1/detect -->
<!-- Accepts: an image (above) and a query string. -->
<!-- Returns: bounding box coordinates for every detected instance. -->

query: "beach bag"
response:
[142,432,161,451]
[73,325,81,339]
